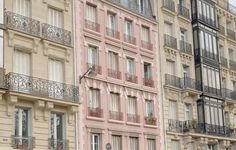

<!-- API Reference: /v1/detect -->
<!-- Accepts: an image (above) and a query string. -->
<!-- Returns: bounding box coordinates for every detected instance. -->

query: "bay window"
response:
[197,0,216,26]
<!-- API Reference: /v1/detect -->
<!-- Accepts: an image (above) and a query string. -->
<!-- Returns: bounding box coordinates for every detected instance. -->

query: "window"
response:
[107,12,116,30]
[141,26,150,42]
[138,0,145,13]
[108,51,118,71]
[48,59,63,82]
[48,7,63,28]
[124,20,133,36]
[14,108,30,137]
[129,137,138,150]
[0,0,4,24]
[126,57,135,75]
[171,140,180,150]
[184,103,192,121]
[166,60,175,75]
[128,97,137,115]
[164,23,172,36]
[91,133,100,150]
[0,30,3,68]
[86,4,96,23]
[180,29,187,42]
[145,100,154,117]
[88,46,99,65]
[202,65,220,91]
[144,62,152,79]
[168,100,177,120]
[14,50,31,75]
[89,88,100,109]
[110,93,120,112]
[183,65,190,78]
[228,49,234,61]
[197,0,216,26]
[208,144,217,150]
[13,0,30,16]
[112,135,121,150]
[147,139,155,150]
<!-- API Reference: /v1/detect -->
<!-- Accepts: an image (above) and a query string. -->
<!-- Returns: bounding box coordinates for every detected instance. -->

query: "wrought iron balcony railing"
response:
[202,51,219,61]
[217,0,236,16]
[106,27,120,39]
[109,111,123,121]
[220,57,228,68]
[145,116,157,125]
[143,77,154,87]
[227,28,236,41]
[222,88,236,100]
[11,135,35,150]
[165,74,181,88]
[125,73,138,83]
[181,77,201,91]
[85,19,100,32]
[87,63,102,75]
[164,34,177,49]
[108,69,121,79]
[42,23,72,46]
[127,113,140,123]
[48,138,68,150]
[179,40,192,55]
[178,5,190,19]
[5,72,79,102]
[203,86,221,97]
[124,34,136,45]
[5,11,40,37]
[141,40,153,50]
[218,24,225,35]
[163,0,175,12]
[229,59,236,71]
[88,107,103,118]
[192,13,216,27]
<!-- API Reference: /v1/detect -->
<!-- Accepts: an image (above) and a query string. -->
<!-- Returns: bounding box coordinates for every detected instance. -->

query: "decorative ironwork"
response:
[222,88,236,100]
[106,27,120,39]
[145,116,157,125]
[141,40,153,50]
[85,19,100,32]
[124,34,136,45]
[48,138,68,150]
[109,111,123,121]
[179,40,192,55]
[11,135,35,150]
[165,74,181,88]
[88,107,103,118]
[87,63,102,75]
[41,23,72,46]
[227,28,236,41]
[178,4,190,19]
[125,73,138,83]
[192,13,216,27]
[164,34,177,49]
[127,114,140,123]
[5,11,40,37]
[163,0,175,12]
[5,72,79,102]
[181,77,201,91]
[107,69,121,79]
[217,0,236,16]
[143,77,154,87]
[220,57,228,68]
[229,60,236,71]
[203,86,221,97]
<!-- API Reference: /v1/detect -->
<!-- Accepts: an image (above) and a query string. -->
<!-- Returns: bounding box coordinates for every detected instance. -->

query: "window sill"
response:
[86,116,105,122]
[108,119,125,124]
[126,122,141,127]
[144,124,158,129]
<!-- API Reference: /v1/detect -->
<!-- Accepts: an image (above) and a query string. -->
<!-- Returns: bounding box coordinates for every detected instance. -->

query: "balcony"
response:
[87,63,102,74]
[108,69,121,79]
[109,111,123,121]
[106,27,120,39]
[145,116,157,126]
[222,88,236,100]
[88,107,103,118]
[141,40,153,50]
[11,135,35,150]
[218,24,225,35]
[48,139,68,150]
[220,57,228,68]
[165,74,181,88]
[143,77,154,87]
[5,11,40,37]
[124,34,136,45]
[192,13,216,28]
[202,51,219,61]
[41,23,71,46]
[203,86,221,97]
[178,5,190,19]
[217,0,236,16]
[163,0,175,13]
[227,28,236,41]
[127,114,140,123]
[5,72,79,102]
[164,34,177,49]
[179,40,192,55]
[125,73,138,83]
[181,77,201,91]
[229,60,236,71]
[85,19,100,32]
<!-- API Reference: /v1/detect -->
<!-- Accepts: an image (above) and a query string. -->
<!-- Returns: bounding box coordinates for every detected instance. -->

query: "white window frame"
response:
[91,133,100,150]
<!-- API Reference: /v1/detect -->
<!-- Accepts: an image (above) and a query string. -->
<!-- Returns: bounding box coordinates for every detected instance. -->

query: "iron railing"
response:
[143,77,154,87]
[203,86,221,97]
[11,136,35,150]
[48,139,68,150]
[109,111,123,121]
[41,23,72,46]
[217,0,236,16]
[124,34,136,45]
[229,60,236,71]
[5,72,79,102]
[141,40,153,50]
[127,114,140,123]
[106,27,120,39]
[5,11,40,37]
[227,28,236,41]
[178,4,190,19]
[219,24,225,35]
[107,69,121,79]
[192,13,216,27]
[164,34,177,49]
[179,40,192,55]
[202,51,219,61]
[163,0,175,12]
[220,57,228,68]
[125,73,138,83]
[88,107,103,118]
[85,19,100,32]
[145,116,157,125]
[222,88,236,100]
[87,63,102,74]
[165,74,181,88]
[181,77,201,91]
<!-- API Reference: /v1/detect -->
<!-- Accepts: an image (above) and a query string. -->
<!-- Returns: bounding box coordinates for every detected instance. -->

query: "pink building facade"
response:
[75,0,160,149]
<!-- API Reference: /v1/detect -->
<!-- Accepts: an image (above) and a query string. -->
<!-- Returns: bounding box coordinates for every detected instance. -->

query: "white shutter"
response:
[128,97,136,114]
[142,26,149,42]
[14,50,30,75]
[112,135,121,150]
[147,139,155,150]
[48,8,63,28]
[48,59,63,82]
[13,0,30,16]
[167,60,175,75]
[169,100,177,120]
[86,5,96,22]
[164,23,172,36]
[110,93,119,112]
[130,137,138,150]
[107,13,115,30]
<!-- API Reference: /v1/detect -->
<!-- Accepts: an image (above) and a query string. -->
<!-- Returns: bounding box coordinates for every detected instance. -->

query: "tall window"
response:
[86,4,96,23]
[128,97,137,115]
[141,26,150,42]
[169,100,177,120]
[171,140,180,150]
[147,139,155,150]
[202,65,220,90]
[50,113,64,149]
[183,65,190,78]
[13,0,30,16]
[89,88,100,109]
[48,59,63,82]
[208,144,217,150]
[14,108,30,137]
[166,60,175,75]
[0,30,2,68]
[129,137,138,150]
[124,20,133,37]
[107,12,116,30]
[145,100,154,117]
[126,57,135,75]
[180,29,187,42]
[112,135,121,150]
[144,62,152,79]
[88,46,99,65]
[164,23,172,36]
[14,50,31,75]
[197,0,215,25]
[108,51,118,71]
[110,93,120,112]
[91,133,100,150]
[48,7,63,28]
[184,103,192,121]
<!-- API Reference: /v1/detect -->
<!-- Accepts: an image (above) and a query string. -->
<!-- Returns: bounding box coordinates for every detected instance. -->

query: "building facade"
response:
[0,0,79,150]
[75,0,160,149]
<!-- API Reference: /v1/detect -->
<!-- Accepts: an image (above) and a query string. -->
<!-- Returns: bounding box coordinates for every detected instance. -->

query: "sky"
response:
[230,0,236,7]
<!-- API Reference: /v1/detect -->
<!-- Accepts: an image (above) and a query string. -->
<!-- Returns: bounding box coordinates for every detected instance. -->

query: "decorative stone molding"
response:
[8,31,15,47]
[221,68,228,78]
[164,48,177,61]
[229,70,236,81]
[43,42,49,56]
[5,93,18,116]
[165,88,180,101]
[67,106,78,124]
[34,100,45,120]
[180,53,192,65]
[44,102,54,121]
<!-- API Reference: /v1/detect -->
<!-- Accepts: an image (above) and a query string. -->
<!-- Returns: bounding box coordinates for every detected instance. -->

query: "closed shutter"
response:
[13,0,30,16]
[107,13,115,30]
[147,139,155,150]
[164,23,172,36]
[112,135,121,150]
[169,100,177,120]
[48,8,63,28]
[129,137,138,150]
[142,26,149,42]
[86,5,96,22]
[14,50,31,75]
[110,93,119,112]
[89,89,100,108]
[48,59,63,82]
[128,97,137,114]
